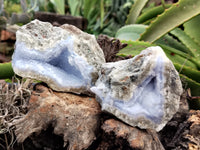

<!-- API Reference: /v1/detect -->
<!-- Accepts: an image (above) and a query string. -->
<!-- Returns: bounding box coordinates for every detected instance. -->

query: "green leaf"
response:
[180,74,200,97]
[154,44,190,59]
[100,0,104,28]
[170,28,200,58]
[126,0,149,24]
[141,17,156,25]
[118,41,197,69]
[189,57,200,70]
[155,34,190,54]
[166,53,196,69]
[136,4,171,24]
[118,40,154,56]
[83,0,99,19]
[115,24,147,41]
[158,44,199,69]
[184,14,200,46]
[139,0,200,43]
[174,63,200,83]
[50,0,65,14]
[180,74,200,109]
[68,0,82,16]
[0,62,14,79]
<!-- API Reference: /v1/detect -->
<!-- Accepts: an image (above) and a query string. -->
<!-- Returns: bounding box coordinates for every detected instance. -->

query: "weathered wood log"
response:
[14,84,101,150]
[159,109,200,150]
[34,12,88,30]
[99,119,165,150]
[9,84,200,150]
[159,91,200,149]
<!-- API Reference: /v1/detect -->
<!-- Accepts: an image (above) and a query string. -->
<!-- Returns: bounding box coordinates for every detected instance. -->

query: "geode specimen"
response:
[12,19,105,94]
[91,46,183,131]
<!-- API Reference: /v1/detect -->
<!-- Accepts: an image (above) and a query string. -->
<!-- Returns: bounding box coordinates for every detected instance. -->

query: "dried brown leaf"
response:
[97,34,130,62]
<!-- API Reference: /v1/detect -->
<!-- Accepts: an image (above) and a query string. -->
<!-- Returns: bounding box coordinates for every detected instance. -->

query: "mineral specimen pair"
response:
[12,20,183,131]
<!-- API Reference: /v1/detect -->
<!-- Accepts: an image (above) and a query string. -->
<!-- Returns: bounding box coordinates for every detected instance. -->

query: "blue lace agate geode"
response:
[91,46,183,131]
[12,20,105,94]
[12,20,183,131]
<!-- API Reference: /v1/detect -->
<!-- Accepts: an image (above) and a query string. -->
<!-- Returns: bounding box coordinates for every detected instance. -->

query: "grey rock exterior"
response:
[12,19,105,94]
[91,46,183,131]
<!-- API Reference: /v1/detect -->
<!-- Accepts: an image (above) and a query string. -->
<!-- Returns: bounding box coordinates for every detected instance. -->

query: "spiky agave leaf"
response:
[139,0,200,42]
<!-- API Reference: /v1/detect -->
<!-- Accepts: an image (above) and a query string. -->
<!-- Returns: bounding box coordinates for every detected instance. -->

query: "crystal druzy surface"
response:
[12,20,105,94]
[91,46,183,131]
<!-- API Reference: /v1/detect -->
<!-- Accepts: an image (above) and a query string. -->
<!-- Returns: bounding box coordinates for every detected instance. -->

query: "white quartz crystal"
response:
[12,19,105,94]
[91,46,183,131]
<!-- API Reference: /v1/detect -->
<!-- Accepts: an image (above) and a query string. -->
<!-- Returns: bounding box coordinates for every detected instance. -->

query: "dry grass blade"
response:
[0,77,32,149]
